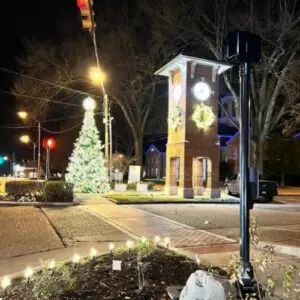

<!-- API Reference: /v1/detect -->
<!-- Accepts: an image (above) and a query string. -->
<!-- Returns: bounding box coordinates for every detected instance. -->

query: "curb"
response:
[0,201,77,207]
[107,198,240,205]
[258,241,300,258]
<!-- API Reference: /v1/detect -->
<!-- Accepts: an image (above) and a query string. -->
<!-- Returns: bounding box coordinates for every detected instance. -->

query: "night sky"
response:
[0,0,81,169]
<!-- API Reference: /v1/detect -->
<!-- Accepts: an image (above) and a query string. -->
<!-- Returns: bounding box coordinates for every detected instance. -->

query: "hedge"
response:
[5,181,45,196]
[42,181,74,203]
[5,180,74,202]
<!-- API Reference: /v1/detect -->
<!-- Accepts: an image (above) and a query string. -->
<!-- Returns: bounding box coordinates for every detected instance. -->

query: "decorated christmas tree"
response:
[66,97,110,193]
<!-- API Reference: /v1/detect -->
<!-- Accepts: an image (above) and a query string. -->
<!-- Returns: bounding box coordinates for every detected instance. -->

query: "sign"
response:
[128,165,141,183]
[114,184,127,192]
[112,260,122,271]
[136,183,148,193]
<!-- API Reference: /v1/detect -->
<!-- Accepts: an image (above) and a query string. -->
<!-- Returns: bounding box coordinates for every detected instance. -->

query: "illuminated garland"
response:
[192,104,215,130]
[168,106,182,131]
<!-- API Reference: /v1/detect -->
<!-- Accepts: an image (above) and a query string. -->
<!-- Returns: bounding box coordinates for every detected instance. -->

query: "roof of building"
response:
[144,139,167,155]
[155,54,231,77]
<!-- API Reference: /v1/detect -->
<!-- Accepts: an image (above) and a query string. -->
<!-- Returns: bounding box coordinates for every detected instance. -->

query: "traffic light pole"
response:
[239,61,254,289]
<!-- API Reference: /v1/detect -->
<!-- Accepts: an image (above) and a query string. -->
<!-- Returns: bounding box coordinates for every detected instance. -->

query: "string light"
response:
[48,260,56,270]
[154,236,161,244]
[72,254,80,264]
[126,240,134,249]
[1,276,11,290]
[164,237,170,248]
[90,248,98,258]
[109,243,115,252]
[24,267,33,279]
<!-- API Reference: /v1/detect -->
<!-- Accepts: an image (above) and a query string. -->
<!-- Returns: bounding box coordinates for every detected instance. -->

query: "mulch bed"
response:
[1,247,228,300]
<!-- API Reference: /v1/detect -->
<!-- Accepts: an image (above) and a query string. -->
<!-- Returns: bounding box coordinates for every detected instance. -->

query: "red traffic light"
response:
[77,0,89,9]
[43,137,56,150]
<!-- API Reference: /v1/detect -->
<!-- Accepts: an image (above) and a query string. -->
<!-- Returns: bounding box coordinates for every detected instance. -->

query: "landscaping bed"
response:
[0,181,74,203]
[0,245,227,300]
[106,192,239,204]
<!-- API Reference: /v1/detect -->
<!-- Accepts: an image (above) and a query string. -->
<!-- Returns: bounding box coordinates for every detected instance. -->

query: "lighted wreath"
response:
[168,106,182,131]
[192,104,215,130]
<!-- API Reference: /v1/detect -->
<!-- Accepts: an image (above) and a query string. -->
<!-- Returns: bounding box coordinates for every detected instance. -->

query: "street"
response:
[132,194,300,247]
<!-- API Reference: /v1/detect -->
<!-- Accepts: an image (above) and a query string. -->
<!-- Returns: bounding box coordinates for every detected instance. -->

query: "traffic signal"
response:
[43,137,56,150]
[0,156,3,165]
[77,0,94,30]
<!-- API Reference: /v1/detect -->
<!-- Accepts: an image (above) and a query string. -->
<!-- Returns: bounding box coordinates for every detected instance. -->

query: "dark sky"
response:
[0,0,81,169]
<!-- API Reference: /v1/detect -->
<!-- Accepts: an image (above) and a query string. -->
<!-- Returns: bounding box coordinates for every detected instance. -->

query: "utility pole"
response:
[77,0,113,178]
[37,122,41,179]
[109,115,114,181]
[103,93,109,162]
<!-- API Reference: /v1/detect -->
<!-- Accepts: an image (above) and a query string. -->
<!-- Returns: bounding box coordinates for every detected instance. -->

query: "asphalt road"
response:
[132,201,300,246]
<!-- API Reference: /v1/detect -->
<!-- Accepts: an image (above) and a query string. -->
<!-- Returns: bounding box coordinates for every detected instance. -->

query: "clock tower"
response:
[155,54,231,198]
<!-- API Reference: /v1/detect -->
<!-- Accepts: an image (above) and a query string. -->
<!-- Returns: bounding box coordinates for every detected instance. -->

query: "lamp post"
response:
[18,112,41,179]
[88,66,112,178]
[223,31,261,293]
[19,135,36,172]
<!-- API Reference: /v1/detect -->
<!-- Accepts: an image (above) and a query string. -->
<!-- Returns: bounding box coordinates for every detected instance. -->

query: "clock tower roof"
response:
[155,54,231,77]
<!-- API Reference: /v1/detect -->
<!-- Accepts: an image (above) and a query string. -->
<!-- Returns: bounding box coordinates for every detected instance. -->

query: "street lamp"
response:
[17,111,41,179]
[88,66,107,85]
[19,135,36,171]
[17,111,28,120]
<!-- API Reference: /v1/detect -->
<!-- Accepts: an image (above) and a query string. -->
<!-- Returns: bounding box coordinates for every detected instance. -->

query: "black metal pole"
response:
[239,61,254,288]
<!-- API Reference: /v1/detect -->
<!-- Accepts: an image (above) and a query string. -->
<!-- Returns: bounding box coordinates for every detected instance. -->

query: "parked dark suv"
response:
[226,174,278,202]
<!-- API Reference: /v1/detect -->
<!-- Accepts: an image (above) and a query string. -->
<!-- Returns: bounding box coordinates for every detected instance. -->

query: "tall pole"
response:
[109,115,113,181]
[12,152,15,176]
[37,122,41,179]
[45,148,50,180]
[239,61,253,288]
[33,142,36,172]
[103,93,109,162]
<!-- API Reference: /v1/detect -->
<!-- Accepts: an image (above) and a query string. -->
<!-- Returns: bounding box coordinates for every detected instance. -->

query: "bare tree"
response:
[13,12,170,165]
[145,0,300,172]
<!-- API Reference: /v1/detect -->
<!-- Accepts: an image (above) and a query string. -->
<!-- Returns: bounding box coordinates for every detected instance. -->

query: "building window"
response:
[155,168,158,176]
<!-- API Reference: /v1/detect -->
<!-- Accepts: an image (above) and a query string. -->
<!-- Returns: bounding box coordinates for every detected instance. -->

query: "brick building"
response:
[144,143,166,179]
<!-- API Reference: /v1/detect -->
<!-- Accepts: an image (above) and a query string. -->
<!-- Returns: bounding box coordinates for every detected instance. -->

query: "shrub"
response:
[42,181,74,202]
[31,264,76,299]
[127,182,137,190]
[5,180,45,196]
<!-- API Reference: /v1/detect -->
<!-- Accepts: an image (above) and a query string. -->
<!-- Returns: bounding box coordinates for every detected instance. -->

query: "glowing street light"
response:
[19,135,36,171]
[17,111,28,120]
[89,66,107,85]
[3,156,8,161]
[17,111,41,179]
[20,135,30,144]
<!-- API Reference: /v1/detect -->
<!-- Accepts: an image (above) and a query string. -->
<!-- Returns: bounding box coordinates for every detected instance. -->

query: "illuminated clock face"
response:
[193,82,211,101]
[173,84,182,102]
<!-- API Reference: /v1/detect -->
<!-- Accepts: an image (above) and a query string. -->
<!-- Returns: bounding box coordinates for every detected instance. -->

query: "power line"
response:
[41,124,81,134]
[0,67,100,99]
[0,89,81,107]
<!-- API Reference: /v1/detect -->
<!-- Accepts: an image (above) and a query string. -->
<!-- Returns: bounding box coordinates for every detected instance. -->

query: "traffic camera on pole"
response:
[77,0,94,30]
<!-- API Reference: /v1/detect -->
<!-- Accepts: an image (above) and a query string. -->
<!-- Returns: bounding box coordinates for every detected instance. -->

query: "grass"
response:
[105,191,239,204]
